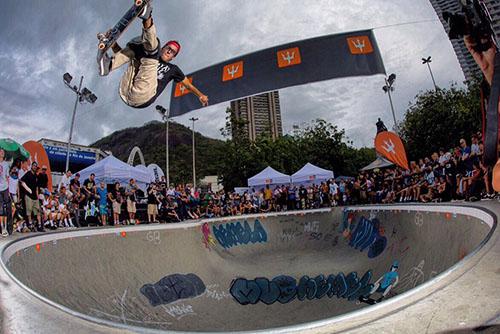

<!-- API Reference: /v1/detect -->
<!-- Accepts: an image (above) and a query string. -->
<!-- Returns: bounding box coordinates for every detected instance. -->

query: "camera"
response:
[443,0,496,52]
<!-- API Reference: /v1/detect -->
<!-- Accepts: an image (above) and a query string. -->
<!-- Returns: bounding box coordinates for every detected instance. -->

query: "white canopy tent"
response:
[360,156,394,171]
[76,156,151,189]
[135,164,165,183]
[247,166,291,187]
[291,163,334,184]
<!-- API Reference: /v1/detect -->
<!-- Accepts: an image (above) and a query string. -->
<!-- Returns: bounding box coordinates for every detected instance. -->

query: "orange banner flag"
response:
[23,141,53,192]
[374,132,409,170]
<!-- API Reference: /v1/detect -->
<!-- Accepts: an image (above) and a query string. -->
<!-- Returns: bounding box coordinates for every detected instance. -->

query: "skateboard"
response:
[358,296,381,305]
[96,0,151,62]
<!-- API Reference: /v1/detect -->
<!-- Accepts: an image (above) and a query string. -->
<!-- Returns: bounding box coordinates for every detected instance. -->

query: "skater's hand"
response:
[199,95,209,107]
[464,35,496,86]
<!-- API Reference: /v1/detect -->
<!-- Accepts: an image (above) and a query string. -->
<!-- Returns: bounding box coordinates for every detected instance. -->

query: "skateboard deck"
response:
[96,0,151,63]
[358,296,380,305]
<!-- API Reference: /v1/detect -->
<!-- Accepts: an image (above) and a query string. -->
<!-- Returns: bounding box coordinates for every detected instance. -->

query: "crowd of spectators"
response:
[0,132,495,236]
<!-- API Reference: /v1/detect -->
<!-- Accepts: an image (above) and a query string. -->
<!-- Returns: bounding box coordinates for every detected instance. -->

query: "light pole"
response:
[422,56,438,91]
[189,117,199,190]
[382,73,397,132]
[63,73,97,172]
[156,105,170,187]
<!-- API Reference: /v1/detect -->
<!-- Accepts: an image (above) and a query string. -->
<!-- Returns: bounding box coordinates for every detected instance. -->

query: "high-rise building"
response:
[429,0,499,82]
[230,91,283,141]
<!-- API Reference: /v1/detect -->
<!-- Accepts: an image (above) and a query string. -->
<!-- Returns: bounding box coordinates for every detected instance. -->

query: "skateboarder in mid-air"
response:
[98,1,209,109]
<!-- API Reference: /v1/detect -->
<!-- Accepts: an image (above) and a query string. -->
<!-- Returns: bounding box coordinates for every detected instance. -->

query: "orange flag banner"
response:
[374,132,409,170]
[23,141,53,192]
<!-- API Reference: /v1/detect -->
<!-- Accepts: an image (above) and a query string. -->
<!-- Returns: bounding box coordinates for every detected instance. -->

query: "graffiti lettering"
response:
[146,231,161,245]
[140,273,206,306]
[162,303,196,320]
[304,221,320,233]
[349,216,387,258]
[230,270,373,305]
[279,228,302,242]
[212,220,267,249]
[204,284,231,301]
[201,223,216,250]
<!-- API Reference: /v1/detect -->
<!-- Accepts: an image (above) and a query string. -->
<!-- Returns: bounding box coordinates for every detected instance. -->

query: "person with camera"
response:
[147,183,160,223]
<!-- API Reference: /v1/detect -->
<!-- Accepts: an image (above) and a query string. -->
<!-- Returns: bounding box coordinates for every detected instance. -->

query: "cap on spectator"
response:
[75,173,80,177]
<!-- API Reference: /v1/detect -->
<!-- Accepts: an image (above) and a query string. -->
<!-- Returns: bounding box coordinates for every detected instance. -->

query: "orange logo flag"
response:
[277,47,302,68]
[174,77,192,97]
[346,36,374,54]
[23,141,53,192]
[222,61,244,82]
[374,132,409,170]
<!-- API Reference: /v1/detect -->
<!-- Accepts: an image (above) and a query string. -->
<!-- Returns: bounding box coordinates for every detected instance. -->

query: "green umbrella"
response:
[0,138,30,161]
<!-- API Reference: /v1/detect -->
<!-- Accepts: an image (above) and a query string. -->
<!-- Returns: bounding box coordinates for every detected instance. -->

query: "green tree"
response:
[398,82,481,159]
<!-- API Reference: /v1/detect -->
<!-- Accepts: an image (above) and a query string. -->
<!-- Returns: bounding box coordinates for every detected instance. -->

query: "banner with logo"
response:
[169,29,385,116]
[374,132,409,170]
[22,141,53,192]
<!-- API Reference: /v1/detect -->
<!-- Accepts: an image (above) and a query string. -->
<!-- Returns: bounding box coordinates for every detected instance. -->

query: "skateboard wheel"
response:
[135,0,143,6]
[98,42,106,50]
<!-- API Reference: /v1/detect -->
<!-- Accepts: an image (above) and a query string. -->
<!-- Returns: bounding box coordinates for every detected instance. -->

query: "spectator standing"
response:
[21,162,43,232]
[109,182,123,225]
[126,179,139,224]
[96,181,108,226]
[8,167,19,206]
[459,139,473,177]
[0,148,12,236]
[147,184,160,223]
[37,165,49,196]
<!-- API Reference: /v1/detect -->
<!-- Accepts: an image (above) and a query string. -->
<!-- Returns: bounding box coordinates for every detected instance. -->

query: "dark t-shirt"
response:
[21,171,38,200]
[138,60,185,108]
[37,173,48,188]
[83,179,95,194]
[70,179,80,191]
[147,187,159,204]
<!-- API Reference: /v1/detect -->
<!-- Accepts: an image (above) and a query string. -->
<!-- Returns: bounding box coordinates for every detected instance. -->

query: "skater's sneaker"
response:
[98,52,112,76]
[2,230,8,237]
[139,1,153,20]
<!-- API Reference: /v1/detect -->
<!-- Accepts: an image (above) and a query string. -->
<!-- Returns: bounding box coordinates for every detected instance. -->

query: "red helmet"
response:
[164,40,181,55]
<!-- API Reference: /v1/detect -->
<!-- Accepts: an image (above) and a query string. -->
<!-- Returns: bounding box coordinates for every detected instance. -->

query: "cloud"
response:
[0,0,465,149]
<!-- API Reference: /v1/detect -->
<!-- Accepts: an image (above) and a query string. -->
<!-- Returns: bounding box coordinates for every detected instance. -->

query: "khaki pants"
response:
[111,24,159,107]
[25,195,40,217]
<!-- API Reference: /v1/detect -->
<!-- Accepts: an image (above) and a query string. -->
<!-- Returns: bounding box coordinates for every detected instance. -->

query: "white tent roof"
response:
[360,156,394,171]
[247,166,291,187]
[76,156,151,186]
[291,163,334,184]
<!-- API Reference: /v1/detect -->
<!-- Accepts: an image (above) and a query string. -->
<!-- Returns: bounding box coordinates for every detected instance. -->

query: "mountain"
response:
[91,121,225,185]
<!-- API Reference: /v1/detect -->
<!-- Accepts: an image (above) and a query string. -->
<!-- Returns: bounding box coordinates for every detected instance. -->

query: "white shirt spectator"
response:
[0,160,11,192]
[329,182,339,195]
[8,176,18,197]
[58,172,72,191]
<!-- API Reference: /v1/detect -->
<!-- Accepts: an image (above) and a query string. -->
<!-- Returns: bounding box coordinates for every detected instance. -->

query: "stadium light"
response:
[62,73,98,172]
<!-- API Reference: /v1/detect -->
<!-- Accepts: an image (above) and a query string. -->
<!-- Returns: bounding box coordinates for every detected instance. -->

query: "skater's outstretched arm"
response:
[180,78,209,106]
[464,35,496,86]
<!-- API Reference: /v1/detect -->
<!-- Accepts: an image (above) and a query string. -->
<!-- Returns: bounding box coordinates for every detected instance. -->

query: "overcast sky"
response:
[0,0,464,148]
